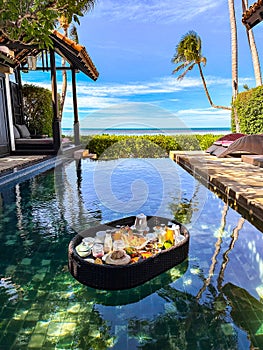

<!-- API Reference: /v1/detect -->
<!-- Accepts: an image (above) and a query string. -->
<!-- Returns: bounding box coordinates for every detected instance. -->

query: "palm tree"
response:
[242,0,262,86]
[228,0,240,132]
[171,31,231,111]
[58,0,96,119]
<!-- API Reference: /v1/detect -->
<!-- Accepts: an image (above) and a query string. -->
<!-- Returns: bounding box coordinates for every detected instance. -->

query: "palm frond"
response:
[177,64,196,80]
[79,0,96,15]
[172,63,189,74]
[171,30,205,80]
[69,24,79,43]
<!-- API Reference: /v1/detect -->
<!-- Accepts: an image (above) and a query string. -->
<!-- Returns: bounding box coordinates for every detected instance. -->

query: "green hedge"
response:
[233,85,263,134]
[22,84,54,136]
[81,134,221,158]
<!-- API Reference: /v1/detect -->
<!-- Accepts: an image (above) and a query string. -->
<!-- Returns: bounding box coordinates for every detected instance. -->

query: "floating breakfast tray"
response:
[68,216,189,290]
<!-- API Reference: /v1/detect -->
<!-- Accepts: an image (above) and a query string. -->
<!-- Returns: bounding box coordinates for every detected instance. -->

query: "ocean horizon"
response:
[62,127,231,136]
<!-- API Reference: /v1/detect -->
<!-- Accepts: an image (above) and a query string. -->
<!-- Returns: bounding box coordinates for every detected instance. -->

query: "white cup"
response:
[82,237,95,247]
[113,240,125,251]
[95,231,106,243]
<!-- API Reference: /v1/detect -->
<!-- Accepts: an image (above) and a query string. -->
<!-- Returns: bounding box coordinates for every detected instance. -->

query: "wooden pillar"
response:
[50,49,62,152]
[71,67,80,145]
[14,68,24,124]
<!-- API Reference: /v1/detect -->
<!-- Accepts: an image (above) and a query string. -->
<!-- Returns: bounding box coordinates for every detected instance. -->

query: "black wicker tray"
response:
[68,216,189,290]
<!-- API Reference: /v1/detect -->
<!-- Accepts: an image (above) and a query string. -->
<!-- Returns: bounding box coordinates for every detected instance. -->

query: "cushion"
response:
[15,124,31,139]
[13,125,20,139]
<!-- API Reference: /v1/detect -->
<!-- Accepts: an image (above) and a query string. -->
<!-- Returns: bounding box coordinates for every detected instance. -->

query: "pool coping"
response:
[170,151,263,233]
[0,155,64,187]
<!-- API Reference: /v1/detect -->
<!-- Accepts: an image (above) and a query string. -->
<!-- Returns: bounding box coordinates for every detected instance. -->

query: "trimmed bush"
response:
[233,86,263,134]
[22,84,53,136]
[81,134,221,158]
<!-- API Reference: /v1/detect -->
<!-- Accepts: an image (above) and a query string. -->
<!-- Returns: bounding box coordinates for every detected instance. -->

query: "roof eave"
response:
[50,31,99,81]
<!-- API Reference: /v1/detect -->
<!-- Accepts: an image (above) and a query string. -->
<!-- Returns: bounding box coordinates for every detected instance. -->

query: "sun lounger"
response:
[216,134,263,157]
[206,133,245,154]
[206,133,263,158]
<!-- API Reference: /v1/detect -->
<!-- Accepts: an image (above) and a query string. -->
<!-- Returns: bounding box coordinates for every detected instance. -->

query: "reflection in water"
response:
[128,286,236,350]
[169,181,201,225]
[86,260,188,307]
[0,158,262,349]
[223,283,263,349]
[217,217,245,290]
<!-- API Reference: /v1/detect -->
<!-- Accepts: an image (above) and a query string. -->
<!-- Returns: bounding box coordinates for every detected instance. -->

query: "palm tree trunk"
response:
[228,0,238,100]
[228,0,240,132]
[243,0,262,86]
[59,58,67,120]
[197,63,231,110]
[59,26,68,120]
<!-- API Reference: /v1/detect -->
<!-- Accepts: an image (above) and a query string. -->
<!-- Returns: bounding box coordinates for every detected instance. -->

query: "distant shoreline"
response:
[62,127,230,136]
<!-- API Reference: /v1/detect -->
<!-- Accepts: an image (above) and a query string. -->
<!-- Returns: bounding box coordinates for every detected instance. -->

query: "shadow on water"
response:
[84,260,188,306]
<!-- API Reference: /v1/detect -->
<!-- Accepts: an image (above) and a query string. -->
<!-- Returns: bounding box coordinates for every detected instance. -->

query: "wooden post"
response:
[50,49,62,152]
[71,67,80,145]
[14,68,24,124]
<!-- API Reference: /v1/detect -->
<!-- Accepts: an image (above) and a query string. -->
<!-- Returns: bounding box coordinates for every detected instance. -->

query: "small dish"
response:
[105,252,131,265]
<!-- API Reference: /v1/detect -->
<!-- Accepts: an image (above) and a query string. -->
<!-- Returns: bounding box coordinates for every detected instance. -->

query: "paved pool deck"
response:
[0,144,83,178]
[0,155,53,175]
[170,151,263,232]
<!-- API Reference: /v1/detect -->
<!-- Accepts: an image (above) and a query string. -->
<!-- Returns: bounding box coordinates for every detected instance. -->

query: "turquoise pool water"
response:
[0,158,262,349]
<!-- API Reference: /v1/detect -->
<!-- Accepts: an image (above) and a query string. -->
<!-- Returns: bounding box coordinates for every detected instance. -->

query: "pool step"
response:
[73,149,97,160]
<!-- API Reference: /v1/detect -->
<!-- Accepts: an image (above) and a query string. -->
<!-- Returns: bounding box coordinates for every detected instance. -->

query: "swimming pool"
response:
[0,158,262,349]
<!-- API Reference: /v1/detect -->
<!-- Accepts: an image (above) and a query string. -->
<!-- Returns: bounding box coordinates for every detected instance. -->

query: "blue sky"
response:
[21,0,263,130]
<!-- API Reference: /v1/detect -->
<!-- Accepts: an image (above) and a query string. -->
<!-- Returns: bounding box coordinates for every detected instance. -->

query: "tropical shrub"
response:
[22,84,53,136]
[81,134,221,158]
[233,86,263,134]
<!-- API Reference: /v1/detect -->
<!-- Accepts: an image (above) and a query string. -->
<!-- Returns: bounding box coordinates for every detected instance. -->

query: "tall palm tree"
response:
[228,0,238,101]
[58,0,96,119]
[172,31,231,111]
[242,0,262,86]
[228,0,240,132]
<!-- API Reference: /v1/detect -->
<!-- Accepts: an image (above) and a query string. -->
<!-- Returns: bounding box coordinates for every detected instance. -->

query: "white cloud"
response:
[92,0,223,24]
[176,107,231,127]
[177,108,230,116]
[79,102,187,129]
[73,102,230,130]
[23,74,233,128]
[61,75,233,112]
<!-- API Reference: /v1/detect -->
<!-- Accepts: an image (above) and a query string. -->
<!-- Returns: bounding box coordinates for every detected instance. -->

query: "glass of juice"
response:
[92,243,104,258]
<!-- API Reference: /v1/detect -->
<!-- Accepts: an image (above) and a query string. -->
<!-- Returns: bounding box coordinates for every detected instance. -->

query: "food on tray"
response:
[163,241,173,250]
[112,231,123,241]
[111,249,126,260]
[123,234,147,249]
[130,256,141,264]
[105,250,131,265]
[76,243,91,258]
[94,258,103,264]
[76,220,180,266]
[141,251,153,259]
[145,243,155,250]
[125,246,139,258]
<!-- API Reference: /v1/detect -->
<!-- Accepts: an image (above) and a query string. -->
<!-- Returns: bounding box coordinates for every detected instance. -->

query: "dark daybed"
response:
[14,124,54,150]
